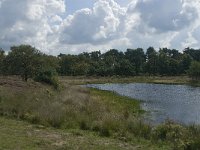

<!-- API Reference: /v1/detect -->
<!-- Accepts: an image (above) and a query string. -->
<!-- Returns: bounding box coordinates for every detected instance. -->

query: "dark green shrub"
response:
[80,120,90,130]
[185,138,200,150]
[34,67,59,89]
[92,125,101,132]
[99,127,110,137]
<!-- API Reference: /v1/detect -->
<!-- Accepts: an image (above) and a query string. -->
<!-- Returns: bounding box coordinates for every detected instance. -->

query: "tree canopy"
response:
[188,61,200,80]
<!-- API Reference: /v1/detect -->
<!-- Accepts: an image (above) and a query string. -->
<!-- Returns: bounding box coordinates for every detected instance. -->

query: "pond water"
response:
[86,83,200,125]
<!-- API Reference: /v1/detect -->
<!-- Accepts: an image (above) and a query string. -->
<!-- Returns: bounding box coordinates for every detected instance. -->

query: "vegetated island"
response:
[0,45,200,149]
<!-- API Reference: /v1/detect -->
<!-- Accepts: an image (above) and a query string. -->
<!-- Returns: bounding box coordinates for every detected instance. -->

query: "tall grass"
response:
[0,77,142,133]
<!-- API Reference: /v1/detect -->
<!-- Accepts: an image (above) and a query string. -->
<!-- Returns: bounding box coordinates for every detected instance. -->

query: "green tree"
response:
[168,58,179,75]
[170,49,181,60]
[157,49,170,75]
[102,49,125,76]
[102,53,117,76]
[145,47,158,75]
[188,61,200,80]
[184,47,200,61]
[125,48,145,75]
[5,45,41,81]
[59,54,90,76]
[90,51,101,61]
[179,53,192,74]
[115,59,136,76]
[34,54,60,88]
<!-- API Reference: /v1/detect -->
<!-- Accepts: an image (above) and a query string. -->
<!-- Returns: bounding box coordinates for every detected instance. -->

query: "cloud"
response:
[0,0,200,54]
[134,0,198,32]
[59,0,126,45]
[123,0,200,51]
[0,0,65,52]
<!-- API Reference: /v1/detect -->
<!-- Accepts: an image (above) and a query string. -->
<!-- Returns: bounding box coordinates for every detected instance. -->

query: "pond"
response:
[86,83,200,125]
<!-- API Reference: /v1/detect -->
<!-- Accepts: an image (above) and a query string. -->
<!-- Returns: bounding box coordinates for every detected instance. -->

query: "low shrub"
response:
[79,120,90,130]
[152,121,192,150]
[99,127,111,137]
[34,67,59,89]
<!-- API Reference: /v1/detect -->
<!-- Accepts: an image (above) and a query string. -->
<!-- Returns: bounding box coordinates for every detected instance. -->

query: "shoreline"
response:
[59,75,200,86]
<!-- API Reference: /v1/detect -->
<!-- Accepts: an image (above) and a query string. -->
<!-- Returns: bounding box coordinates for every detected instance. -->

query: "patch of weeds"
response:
[80,120,90,130]
[99,127,110,137]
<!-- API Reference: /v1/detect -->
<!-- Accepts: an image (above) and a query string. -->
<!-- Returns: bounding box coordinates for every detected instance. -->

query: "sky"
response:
[0,0,200,55]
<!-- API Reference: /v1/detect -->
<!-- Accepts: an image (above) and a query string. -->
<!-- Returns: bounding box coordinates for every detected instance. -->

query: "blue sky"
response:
[66,0,94,14]
[0,0,200,55]
[66,0,130,14]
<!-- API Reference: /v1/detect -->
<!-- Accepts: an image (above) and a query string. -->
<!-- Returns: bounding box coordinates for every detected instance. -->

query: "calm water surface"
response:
[86,83,200,125]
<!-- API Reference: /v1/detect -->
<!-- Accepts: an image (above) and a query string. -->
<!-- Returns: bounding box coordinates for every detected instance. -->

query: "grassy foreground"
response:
[0,117,167,150]
[0,76,200,149]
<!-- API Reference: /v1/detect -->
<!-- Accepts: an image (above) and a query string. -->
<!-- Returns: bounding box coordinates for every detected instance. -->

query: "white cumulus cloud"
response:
[59,0,126,45]
[0,0,200,54]
[0,0,65,53]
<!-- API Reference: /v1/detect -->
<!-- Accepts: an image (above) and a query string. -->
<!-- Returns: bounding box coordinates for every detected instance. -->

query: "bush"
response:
[186,138,200,150]
[152,121,192,150]
[185,125,200,150]
[99,127,111,137]
[80,120,90,130]
[34,67,59,89]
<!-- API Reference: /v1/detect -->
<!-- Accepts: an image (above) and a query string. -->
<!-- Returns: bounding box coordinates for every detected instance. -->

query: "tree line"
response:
[0,45,200,84]
[57,47,200,79]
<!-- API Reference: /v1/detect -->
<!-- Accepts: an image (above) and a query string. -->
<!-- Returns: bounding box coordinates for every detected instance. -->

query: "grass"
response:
[89,88,143,115]
[59,75,193,85]
[0,76,144,131]
[60,75,200,87]
[0,76,200,149]
[1,116,169,150]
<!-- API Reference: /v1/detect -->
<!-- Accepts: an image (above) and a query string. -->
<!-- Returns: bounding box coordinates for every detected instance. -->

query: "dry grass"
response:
[0,76,141,131]
[59,75,191,85]
[0,116,171,150]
